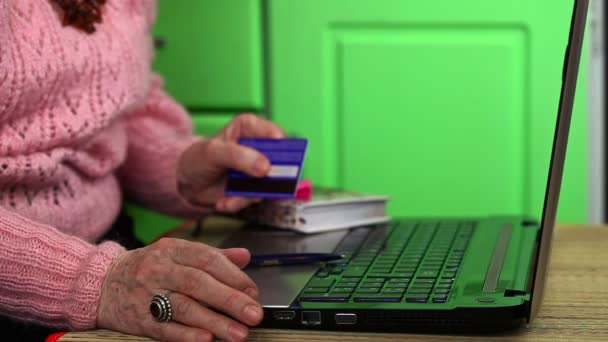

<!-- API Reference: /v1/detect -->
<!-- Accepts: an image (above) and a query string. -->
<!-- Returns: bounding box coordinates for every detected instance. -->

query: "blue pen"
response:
[249,253,344,267]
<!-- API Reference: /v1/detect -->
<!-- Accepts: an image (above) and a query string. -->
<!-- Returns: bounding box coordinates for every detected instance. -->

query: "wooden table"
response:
[57,224,608,341]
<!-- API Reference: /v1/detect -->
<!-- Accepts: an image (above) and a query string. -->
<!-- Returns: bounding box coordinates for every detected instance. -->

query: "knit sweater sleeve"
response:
[0,206,125,330]
[117,74,207,218]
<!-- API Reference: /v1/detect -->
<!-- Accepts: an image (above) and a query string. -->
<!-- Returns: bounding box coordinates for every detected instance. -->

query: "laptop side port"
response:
[273,310,296,321]
[335,313,357,325]
[301,311,321,326]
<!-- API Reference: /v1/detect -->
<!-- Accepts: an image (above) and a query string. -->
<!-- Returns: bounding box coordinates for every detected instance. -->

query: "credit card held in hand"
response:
[225,138,308,198]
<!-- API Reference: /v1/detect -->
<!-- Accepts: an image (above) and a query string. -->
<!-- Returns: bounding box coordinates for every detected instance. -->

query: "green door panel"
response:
[152,0,263,109]
[269,0,588,223]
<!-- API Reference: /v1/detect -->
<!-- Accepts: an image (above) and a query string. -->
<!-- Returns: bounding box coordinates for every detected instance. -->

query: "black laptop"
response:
[216,0,589,333]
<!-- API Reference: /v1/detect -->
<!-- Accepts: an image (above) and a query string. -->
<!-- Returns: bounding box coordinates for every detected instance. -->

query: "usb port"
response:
[335,313,357,325]
[302,311,322,326]
[273,310,295,321]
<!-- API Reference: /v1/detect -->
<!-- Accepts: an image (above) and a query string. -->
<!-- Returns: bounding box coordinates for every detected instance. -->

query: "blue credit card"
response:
[225,138,308,198]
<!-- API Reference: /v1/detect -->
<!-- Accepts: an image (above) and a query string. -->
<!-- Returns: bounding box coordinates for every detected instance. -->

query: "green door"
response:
[152,0,263,110]
[269,0,588,223]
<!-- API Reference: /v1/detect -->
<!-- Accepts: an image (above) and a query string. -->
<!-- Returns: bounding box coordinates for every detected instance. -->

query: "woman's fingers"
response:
[165,265,264,327]
[181,138,270,179]
[214,140,270,177]
[168,292,250,342]
[223,113,285,140]
[216,196,261,213]
[221,248,252,270]
[166,239,258,295]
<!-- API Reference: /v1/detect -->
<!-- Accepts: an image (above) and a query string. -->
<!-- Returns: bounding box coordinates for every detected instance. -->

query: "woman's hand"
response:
[97,238,262,342]
[177,113,285,213]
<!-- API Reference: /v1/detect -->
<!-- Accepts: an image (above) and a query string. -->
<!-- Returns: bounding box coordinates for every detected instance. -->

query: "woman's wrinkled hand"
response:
[176,113,285,213]
[97,238,262,342]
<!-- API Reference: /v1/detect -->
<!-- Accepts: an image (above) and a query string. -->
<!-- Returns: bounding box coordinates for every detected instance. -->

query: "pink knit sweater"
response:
[0,0,204,330]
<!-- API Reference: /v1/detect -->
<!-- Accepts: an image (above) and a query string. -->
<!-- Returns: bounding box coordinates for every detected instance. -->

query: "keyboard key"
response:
[332,287,355,293]
[394,266,417,272]
[340,277,361,282]
[388,277,411,282]
[382,288,405,294]
[435,284,452,289]
[368,273,395,278]
[361,282,384,288]
[305,286,329,292]
[432,296,448,303]
[443,272,456,278]
[386,282,409,288]
[417,270,439,278]
[405,295,428,303]
[343,269,366,277]
[356,287,380,293]
[336,282,359,287]
[308,278,335,288]
[350,262,372,266]
[434,289,450,294]
[366,277,385,282]
[391,272,414,278]
[414,279,436,284]
[407,289,431,294]
[354,294,402,302]
[400,258,422,263]
[330,267,344,275]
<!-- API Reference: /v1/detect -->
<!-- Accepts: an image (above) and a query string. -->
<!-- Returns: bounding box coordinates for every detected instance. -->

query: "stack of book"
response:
[236,187,389,234]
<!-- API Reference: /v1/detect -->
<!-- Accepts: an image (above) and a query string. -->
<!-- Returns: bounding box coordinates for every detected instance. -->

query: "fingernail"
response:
[229,323,248,341]
[254,157,270,175]
[244,287,258,298]
[244,304,262,323]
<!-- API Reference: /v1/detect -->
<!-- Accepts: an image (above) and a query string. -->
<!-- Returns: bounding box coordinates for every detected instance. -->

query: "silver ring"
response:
[150,294,172,322]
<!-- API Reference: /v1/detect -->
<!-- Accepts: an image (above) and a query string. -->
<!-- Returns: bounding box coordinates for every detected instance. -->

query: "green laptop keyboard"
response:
[298,221,475,304]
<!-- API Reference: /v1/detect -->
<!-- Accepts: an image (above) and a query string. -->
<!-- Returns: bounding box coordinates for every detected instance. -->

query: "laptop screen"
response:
[529,0,589,322]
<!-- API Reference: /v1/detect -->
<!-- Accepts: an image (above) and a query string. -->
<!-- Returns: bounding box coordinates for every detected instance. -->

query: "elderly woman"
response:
[0,1,282,341]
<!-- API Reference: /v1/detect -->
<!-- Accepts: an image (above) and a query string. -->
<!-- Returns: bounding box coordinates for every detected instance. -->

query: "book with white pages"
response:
[236,187,390,234]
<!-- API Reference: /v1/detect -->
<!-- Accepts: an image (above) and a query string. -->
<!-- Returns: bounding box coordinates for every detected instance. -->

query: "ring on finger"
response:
[150,293,173,323]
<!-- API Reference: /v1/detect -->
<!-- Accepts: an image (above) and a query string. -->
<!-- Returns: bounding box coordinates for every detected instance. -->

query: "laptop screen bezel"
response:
[527,0,589,322]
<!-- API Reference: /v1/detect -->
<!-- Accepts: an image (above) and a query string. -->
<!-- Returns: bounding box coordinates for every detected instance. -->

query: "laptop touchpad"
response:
[219,226,348,307]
